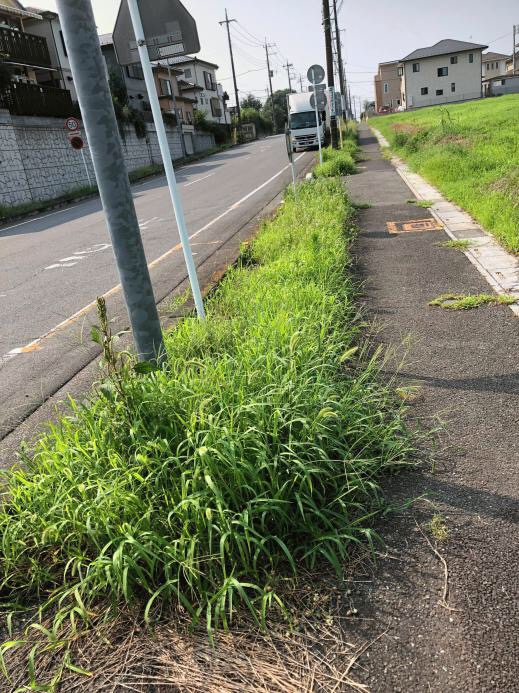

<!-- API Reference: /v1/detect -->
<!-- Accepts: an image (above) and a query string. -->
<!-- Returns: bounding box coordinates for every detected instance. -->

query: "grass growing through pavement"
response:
[315,120,358,178]
[0,178,414,683]
[373,95,519,252]
[435,239,472,251]
[429,292,516,310]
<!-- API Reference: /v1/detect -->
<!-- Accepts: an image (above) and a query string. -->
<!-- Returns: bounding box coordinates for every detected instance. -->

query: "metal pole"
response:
[127,0,205,319]
[80,147,92,187]
[290,160,297,195]
[56,0,165,363]
[313,80,323,165]
[167,62,186,158]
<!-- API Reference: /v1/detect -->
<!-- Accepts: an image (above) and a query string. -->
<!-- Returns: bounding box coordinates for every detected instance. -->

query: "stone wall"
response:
[0,111,215,208]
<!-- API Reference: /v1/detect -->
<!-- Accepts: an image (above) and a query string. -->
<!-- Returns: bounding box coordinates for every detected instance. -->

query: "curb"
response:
[370,127,519,318]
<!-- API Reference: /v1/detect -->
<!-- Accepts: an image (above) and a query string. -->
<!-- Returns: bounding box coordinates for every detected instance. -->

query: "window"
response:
[59,30,67,57]
[183,68,192,79]
[451,82,456,92]
[187,110,193,124]
[412,62,420,72]
[501,79,506,85]
[437,67,448,77]
[384,82,389,93]
[126,64,144,80]
[469,53,474,63]
[421,87,428,95]
[436,89,444,96]
[450,56,458,64]
[398,66,404,76]
[210,97,222,117]
[397,98,401,105]
[203,70,215,90]
[159,79,171,96]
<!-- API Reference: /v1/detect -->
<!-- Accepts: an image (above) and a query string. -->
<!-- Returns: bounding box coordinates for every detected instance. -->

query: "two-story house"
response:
[399,39,488,110]
[374,60,402,112]
[99,33,150,112]
[166,55,230,125]
[482,52,509,79]
[0,0,77,116]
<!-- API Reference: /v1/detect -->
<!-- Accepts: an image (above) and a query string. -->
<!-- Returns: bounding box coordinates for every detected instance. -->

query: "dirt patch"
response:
[391,123,423,136]
[489,168,519,206]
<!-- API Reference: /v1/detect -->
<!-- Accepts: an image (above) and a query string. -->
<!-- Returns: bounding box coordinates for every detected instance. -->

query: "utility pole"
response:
[56,0,165,363]
[265,41,277,133]
[298,74,304,92]
[219,9,241,122]
[332,0,346,118]
[322,0,338,148]
[283,60,294,92]
[514,24,519,75]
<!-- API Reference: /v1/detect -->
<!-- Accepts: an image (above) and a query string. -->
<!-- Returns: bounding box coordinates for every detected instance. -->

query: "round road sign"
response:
[307,64,325,85]
[310,92,327,109]
[69,135,85,150]
[65,116,80,132]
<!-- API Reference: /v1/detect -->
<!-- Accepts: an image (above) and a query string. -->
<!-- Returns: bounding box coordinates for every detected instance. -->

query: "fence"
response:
[0,27,51,68]
[1,82,80,118]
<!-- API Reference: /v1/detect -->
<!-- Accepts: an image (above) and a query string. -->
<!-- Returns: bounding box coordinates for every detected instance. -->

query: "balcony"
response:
[1,82,79,118]
[0,27,51,68]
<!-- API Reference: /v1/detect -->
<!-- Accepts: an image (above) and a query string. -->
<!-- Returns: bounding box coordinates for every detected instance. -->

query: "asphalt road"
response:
[0,136,312,438]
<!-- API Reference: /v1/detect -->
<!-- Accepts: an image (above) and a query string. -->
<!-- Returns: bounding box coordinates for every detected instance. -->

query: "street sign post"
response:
[66,118,92,187]
[115,0,205,319]
[284,124,297,196]
[307,64,325,165]
[56,0,165,364]
[65,116,80,132]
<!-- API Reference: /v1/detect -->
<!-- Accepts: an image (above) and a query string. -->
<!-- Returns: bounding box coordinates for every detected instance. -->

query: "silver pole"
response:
[313,80,323,165]
[56,0,165,363]
[127,0,205,319]
[80,147,92,187]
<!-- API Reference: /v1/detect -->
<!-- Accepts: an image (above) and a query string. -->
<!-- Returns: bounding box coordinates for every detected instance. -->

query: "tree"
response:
[240,106,272,135]
[240,93,262,111]
[262,89,294,133]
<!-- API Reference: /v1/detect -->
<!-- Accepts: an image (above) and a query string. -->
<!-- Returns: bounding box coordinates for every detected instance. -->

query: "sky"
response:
[30,0,518,109]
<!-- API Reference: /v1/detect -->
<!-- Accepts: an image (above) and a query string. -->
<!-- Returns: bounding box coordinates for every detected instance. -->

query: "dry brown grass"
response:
[2,568,378,692]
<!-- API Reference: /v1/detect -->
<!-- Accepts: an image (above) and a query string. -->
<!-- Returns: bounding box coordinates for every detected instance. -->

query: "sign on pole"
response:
[113,0,200,65]
[115,0,205,319]
[307,64,325,165]
[65,116,80,132]
[307,64,325,85]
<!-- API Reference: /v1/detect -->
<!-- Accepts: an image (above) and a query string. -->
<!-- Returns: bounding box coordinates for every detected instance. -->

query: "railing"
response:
[1,82,79,118]
[0,27,51,68]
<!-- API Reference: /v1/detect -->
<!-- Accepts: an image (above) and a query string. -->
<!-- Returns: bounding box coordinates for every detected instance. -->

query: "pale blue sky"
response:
[32,0,518,107]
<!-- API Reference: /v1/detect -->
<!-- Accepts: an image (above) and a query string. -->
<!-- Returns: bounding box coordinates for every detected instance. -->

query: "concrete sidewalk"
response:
[344,125,519,692]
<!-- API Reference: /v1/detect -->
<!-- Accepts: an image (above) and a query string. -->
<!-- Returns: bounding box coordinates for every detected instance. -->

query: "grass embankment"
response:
[315,120,358,178]
[372,95,519,253]
[0,177,412,684]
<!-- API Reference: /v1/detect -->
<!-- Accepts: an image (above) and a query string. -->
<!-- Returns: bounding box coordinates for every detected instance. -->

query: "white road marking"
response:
[4,152,308,358]
[60,256,84,263]
[183,173,215,188]
[74,243,111,255]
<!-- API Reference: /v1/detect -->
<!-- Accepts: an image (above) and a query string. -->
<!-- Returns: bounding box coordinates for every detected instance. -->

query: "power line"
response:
[236,21,265,46]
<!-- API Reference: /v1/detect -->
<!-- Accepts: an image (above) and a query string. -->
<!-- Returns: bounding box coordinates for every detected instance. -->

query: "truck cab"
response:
[288,93,327,152]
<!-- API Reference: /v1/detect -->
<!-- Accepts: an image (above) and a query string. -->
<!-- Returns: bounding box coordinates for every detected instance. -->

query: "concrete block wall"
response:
[0,110,215,208]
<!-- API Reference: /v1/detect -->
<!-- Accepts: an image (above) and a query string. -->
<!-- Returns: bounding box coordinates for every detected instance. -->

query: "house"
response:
[505,52,518,74]
[374,60,401,112]
[0,0,77,116]
[99,33,150,112]
[485,73,519,97]
[165,55,230,125]
[152,62,196,128]
[23,6,76,100]
[482,52,509,80]
[399,39,488,109]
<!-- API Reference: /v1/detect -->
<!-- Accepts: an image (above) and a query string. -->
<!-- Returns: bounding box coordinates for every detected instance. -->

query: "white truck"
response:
[287,92,326,152]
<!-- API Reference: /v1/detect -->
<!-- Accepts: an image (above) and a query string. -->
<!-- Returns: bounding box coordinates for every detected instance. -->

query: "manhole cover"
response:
[387,219,444,234]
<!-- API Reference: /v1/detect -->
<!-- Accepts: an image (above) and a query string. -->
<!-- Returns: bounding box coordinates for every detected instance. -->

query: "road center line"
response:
[4,153,307,359]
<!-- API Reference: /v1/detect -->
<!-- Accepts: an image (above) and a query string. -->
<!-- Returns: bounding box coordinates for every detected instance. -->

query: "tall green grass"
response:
[0,179,412,680]
[315,120,358,178]
[373,95,519,252]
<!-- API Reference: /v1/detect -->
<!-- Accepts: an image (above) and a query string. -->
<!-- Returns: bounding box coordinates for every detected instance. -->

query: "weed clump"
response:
[429,292,516,310]
[0,179,414,684]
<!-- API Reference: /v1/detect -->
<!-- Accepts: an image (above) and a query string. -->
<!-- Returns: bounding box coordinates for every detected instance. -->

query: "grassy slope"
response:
[373,95,519,253]
[0,179,413,676]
